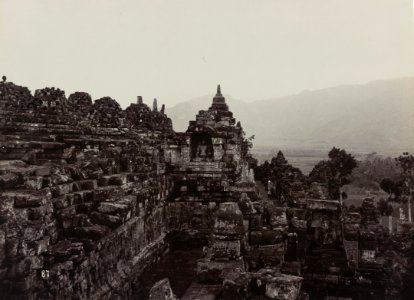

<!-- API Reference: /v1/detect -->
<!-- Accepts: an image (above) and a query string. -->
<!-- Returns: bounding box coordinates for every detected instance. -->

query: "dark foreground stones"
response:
[1,80,412,300]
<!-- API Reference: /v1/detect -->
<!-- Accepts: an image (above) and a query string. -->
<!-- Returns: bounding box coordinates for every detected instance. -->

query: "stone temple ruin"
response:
[0,80,413,299]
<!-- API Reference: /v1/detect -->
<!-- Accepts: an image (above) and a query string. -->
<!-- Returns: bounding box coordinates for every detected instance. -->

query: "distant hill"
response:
[166,78,414,153]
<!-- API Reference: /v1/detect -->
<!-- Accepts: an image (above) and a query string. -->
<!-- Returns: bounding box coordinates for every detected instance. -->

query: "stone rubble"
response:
[1,79,412,299]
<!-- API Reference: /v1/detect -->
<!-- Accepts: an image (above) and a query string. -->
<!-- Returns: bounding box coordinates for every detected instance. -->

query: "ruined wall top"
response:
[0,80,173,132]
[186,85,239,136]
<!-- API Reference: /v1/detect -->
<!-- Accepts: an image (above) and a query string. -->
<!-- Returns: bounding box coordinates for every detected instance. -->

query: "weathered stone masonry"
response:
[0,82,305,300]
[0,81,175,299]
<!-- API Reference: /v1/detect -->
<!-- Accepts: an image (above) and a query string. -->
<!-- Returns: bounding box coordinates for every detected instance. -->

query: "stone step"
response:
[52,190,94,210]
[3,189,52,208]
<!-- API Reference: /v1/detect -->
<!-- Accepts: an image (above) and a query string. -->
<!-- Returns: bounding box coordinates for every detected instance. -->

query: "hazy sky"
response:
[1,0,413,108]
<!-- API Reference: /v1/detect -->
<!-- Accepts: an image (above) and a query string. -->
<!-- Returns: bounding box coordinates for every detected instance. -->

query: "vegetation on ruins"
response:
[350,153,400,190]
[1,78,413,299]
[396,152,414,194]
[376,198,393,216]
[308,147,357,201]
[351,152,413,200]
[254,147,359,203]
[254,150,306,204]
[241,134,254,152]
[379,178,405,202]
[373,153,414,222]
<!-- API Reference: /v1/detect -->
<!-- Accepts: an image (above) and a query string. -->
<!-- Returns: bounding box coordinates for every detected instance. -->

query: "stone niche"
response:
[190,132,214,162]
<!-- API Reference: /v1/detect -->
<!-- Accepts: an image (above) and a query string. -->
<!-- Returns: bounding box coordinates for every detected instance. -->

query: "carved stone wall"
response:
[0,81,305,300]
[0,81,174,299]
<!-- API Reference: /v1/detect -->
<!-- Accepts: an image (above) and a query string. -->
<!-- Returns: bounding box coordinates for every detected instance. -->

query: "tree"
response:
[309,160,331,184]
[396,152,414,189]
[254,160,271,182]
[309,147,357,202]
[377,198,393,216]
[2,76,6,82]
[350,154,400,190]
[254,151,306,205]
[327,147,358,184]
[380,178,404,202]
[380,178,396,195]
[396,152,414,223]
[241,135,255,159]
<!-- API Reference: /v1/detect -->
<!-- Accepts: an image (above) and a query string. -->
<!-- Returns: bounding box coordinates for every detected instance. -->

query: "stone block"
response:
[31,237,50,255]
[62,218,73,229]
[24,176,44,190]
[97,202,129,215]
[5,238,19,257]
[73,225,107,240]
[281,261,302,276]
[23,223,44,241]
[0,229,5,262]
[222,269,252,300]
[91,212,123,229]
[344,212,361,224]
[98,176,110,186]
[14,194,46,208]
[53,240,84,262]
[307,199,339,211]
[291,218,307,231]
[35,166,51,176]
[0,268,7,281]
[213,202,245,237]
[269,207,288,228]
[28,205,51,220]
[0,173,19,190]
[78,180,97,190]
[50,174,72,185]
[6,257,31,279]
[197,258,245,284]
[149,278,178,300]
[76,202,94,214]
[250,230,284,246]
[53,195,69,209]
[28,256,43,270]
[181,283,222,300]
[51,183,73,197]
[256,271,302,300]
[247,245,285,268]
[93,188,112,202]
[109,174,127,186]
[211,239,241,260]
[57,206,76,219]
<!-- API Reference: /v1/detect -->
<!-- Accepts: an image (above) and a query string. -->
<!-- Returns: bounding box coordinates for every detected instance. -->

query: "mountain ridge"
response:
[166,78,414,153]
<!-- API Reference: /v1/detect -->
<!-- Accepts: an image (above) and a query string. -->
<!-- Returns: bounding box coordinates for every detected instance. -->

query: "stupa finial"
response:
[216,84,222,96]
[153,98,158,111]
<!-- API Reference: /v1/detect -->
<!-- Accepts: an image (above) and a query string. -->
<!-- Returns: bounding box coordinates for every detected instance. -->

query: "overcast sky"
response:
[1,0,413,108]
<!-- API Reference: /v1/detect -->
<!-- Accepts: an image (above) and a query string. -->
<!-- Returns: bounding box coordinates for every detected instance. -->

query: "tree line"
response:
[254,148,414,218]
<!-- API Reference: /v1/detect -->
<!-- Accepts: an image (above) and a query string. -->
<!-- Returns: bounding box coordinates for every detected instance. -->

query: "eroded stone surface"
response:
[2,80,410,300]
[148,278,178,300]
